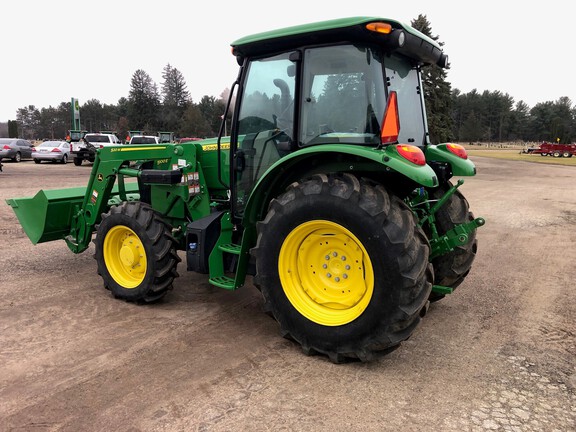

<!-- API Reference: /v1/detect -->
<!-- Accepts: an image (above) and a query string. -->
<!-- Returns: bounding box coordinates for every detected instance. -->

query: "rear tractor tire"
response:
[426,182,478,302]
[94,201,181,303]
[252,173,432,363]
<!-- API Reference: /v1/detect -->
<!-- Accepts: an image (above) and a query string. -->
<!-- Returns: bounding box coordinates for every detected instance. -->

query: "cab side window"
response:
[238,52,296,141]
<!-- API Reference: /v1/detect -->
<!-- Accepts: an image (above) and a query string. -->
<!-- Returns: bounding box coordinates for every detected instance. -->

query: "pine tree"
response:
[181,104,211,137]
[160,64,191,133]
[16,106,41,140]
[128,69,160,131]
[411,15,454,143]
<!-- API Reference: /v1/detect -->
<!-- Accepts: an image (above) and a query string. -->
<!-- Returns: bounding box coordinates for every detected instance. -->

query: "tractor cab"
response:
[227,17,448,217]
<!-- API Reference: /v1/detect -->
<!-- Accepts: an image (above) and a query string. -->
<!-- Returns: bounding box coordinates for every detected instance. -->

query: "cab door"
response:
[232,52,297,218]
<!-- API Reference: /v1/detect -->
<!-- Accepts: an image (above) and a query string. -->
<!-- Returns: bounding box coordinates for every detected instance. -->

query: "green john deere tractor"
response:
[7,17,484,363]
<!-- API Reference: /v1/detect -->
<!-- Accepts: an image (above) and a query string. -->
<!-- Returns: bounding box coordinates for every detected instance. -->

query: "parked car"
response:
[32,140,71,164]
[128,135,159,144]
[0,138,35,162]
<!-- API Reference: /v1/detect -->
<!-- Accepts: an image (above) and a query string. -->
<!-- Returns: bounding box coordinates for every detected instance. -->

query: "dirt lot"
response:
[1,157,575,431]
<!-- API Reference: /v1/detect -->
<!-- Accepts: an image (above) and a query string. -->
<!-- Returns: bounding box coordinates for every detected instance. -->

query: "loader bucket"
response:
[6,186,87,244]
[6,183,139,245]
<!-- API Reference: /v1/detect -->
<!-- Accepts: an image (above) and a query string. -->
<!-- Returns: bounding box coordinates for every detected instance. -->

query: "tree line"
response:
[411,15,575,145]
[10,64,229,143]
[4,16,575,144]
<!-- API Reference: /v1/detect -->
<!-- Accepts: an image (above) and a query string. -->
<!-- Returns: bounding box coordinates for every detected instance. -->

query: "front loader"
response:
[7,17,484,363]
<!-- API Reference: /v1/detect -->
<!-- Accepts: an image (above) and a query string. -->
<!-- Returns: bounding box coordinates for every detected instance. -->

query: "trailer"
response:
[522,142,576,157]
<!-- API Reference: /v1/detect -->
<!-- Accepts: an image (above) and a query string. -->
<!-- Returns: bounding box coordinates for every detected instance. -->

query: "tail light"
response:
[446,143,468,159]
[51,148,62,153]
[3,145,11,150]
[31,147,36,151]
[397,144,426,166]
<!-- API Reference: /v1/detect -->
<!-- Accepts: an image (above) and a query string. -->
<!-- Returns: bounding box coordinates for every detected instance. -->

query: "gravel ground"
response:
[0,156,574,431]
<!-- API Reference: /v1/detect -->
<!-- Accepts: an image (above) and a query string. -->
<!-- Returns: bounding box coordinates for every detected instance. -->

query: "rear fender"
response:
[242,144,438,229]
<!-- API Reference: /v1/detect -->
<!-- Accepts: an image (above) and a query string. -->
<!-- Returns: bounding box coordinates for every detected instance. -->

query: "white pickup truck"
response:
[71,133,121,166]
[128,135,159,145]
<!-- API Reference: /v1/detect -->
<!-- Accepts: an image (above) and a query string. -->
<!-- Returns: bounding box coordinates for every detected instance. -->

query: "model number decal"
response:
[202,143,230,151]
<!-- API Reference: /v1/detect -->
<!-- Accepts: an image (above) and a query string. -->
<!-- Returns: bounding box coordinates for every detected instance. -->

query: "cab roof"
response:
[231,16,446,67]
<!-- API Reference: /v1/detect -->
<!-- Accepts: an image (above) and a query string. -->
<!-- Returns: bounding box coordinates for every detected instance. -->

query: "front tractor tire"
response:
[427,182,478,301]
[94,201,181,303]
[252,173,433,363]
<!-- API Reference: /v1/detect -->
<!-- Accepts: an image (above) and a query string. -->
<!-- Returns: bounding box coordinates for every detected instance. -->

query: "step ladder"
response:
[207,212,248,290]
[209,243,242,289]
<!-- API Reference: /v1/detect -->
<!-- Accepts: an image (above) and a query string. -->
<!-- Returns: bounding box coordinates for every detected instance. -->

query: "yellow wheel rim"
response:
[279,220,374,326]
[103,226,147,288]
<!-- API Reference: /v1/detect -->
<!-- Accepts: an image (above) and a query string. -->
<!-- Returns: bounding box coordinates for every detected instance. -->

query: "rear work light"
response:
[397,145,426,166]
[446,143,468,159]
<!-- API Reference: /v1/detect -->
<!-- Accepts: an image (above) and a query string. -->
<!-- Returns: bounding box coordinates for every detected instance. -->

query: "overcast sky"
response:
[1,0,572,122]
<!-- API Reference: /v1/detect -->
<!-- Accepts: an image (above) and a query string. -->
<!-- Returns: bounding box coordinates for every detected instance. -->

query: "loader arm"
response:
[65,144,190,253]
